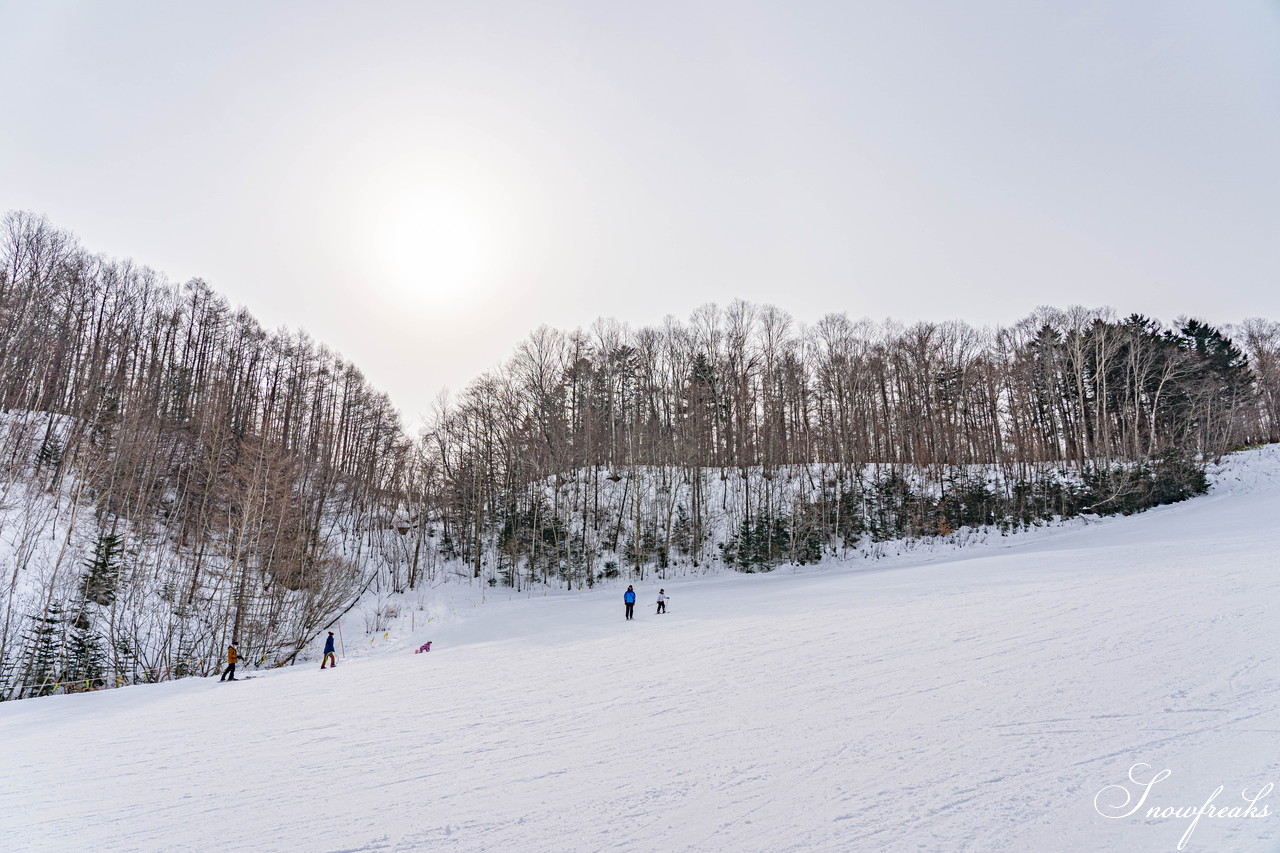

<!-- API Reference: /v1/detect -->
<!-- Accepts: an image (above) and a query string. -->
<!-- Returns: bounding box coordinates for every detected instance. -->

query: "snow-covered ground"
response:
[4,447,1280,852]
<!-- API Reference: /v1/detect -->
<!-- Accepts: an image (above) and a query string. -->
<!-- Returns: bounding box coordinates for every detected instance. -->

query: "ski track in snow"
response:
[4,448,1280,852]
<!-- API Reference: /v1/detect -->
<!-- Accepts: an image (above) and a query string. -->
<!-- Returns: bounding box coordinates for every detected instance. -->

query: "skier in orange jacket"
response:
[220,644,240,681]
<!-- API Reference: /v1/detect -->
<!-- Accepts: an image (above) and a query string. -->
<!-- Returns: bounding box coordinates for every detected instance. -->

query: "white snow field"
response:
[4,448,1280,853]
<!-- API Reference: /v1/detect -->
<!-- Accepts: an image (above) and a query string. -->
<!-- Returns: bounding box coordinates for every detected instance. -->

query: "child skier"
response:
[656,589,669,614]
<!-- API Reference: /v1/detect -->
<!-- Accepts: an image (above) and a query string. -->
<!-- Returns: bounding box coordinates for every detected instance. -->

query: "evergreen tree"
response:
[82,532,124,607]
[21,602,65,698]
[35,435,62,467]
[1180,320,1250,382]
[63,612,107,691]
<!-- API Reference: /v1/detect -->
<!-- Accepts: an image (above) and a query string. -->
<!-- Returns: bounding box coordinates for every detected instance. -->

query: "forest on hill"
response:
[3,210,1279,698]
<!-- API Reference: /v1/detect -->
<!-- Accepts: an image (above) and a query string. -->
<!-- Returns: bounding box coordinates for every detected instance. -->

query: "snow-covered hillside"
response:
[4,447,1280,852]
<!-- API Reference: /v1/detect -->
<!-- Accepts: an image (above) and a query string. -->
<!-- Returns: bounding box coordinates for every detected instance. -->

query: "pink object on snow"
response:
[415,641,432,654]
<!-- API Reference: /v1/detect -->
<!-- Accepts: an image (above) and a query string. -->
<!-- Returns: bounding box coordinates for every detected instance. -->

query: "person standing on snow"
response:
[220,644,240,681]
[624,585,636,620]
[321,631,337,669]
[656,589,669,614]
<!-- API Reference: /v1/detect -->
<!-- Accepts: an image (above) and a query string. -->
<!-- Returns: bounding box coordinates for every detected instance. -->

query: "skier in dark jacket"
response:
[220,644,239,681]
[321,632,337,669]
[624,586,636,620]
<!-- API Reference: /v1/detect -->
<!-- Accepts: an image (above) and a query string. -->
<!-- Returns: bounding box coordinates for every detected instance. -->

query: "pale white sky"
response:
[4,1,1279,420]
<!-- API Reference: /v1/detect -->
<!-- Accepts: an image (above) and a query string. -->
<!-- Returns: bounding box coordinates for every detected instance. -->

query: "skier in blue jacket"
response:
[321,631,337,669]
[623,586,636,620]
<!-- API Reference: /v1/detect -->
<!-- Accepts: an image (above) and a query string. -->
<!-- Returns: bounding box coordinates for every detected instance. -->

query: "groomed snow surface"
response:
[5,448,1280,852]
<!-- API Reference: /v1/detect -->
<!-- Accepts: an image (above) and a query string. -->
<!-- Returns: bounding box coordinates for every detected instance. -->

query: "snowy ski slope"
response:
[3,447,1280,852]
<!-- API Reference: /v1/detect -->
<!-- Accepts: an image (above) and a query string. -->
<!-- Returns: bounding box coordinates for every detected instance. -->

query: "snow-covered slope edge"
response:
[326,445,1256,667]
[2,446,1278,853]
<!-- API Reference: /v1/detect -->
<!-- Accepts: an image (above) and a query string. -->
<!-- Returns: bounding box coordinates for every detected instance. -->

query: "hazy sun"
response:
[376,191,493,307]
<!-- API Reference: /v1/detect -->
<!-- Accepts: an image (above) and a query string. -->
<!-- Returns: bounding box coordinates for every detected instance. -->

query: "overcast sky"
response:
[4,1,1279,420]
